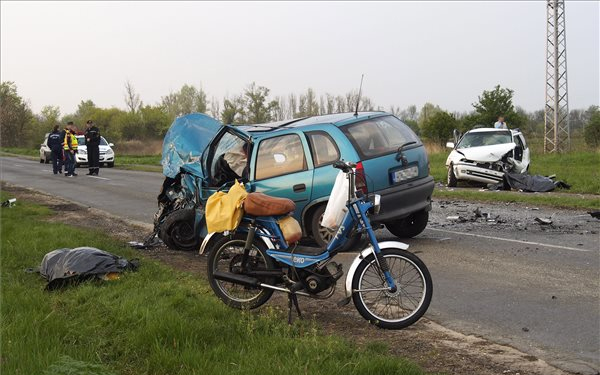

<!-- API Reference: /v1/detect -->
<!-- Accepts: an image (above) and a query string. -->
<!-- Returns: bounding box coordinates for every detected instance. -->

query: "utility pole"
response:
[544,0,570,153]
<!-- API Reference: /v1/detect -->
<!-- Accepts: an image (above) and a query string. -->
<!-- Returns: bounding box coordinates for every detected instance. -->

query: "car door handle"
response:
[293,184,306,193]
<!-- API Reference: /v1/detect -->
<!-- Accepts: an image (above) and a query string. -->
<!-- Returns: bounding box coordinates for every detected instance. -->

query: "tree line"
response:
[1,80,598,149]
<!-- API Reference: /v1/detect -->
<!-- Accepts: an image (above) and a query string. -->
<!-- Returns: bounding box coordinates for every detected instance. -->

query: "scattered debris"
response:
[522,327,530,332]
[534,217,553,225]
[551,296,557,300]
[447,215,468,222]
[128,232,162,250]
[588,211,600,220]
[1,198,16,207]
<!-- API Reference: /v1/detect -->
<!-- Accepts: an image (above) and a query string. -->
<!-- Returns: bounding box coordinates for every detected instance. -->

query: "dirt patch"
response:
[1,183,580,375]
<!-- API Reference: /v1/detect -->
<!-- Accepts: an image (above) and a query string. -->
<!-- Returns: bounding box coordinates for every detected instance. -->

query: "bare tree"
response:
[124,80,141,113]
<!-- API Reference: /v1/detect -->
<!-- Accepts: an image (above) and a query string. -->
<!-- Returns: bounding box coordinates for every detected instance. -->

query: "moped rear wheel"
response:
[207,235,275,310]
[352,248,432,329]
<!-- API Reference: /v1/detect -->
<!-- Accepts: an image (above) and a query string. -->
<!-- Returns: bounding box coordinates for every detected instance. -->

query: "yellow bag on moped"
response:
[205,180,248,233]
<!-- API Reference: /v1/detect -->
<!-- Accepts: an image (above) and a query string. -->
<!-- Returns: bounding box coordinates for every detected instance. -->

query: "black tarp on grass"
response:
[40,247,139,290]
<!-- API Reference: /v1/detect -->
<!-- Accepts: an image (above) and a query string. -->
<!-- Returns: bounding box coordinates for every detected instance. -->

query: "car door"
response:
[250,132,313,220]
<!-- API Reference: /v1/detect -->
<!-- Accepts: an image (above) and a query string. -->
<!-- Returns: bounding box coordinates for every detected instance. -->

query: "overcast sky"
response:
[1,1,598,116]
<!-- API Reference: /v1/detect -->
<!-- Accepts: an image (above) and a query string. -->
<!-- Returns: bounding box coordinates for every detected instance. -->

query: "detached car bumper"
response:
[371,175,434,223]
[453,162,504,185]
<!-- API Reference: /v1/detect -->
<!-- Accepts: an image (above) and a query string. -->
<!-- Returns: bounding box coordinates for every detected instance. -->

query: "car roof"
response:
[239,111,389,133]
[466,127,521,135]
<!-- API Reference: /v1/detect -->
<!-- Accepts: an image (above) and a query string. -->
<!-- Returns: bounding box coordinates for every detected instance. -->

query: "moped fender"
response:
[344,241,409,300]
[199,229,276,255]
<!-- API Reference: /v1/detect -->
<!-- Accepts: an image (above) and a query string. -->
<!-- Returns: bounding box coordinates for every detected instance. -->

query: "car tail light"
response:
[355,161,368,195]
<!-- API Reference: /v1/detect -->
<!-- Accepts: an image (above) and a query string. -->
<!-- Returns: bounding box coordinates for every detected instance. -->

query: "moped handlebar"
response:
[332,160,356,172]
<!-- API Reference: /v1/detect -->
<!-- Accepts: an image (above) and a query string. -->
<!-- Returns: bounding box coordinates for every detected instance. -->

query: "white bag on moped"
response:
[322,170,348,229]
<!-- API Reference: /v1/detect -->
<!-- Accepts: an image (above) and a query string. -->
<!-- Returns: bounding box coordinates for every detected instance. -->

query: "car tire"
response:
[310,204,362,252]
[107,162,114,168]
[385,210,429,239]
[447,164,458,187]
[39,158,44,163]
[159,208,201,251]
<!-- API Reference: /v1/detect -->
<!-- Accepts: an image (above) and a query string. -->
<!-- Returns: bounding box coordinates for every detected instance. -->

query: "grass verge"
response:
[0,194,428,375]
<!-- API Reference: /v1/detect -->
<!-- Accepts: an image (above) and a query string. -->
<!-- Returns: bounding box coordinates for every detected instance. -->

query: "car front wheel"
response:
[447,164,458,187]
[385,210,429,238]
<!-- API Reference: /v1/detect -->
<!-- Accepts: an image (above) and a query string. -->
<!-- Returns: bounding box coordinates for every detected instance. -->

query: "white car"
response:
[39,134,116,167]
[445,127,530,187]
[75,135,116,168]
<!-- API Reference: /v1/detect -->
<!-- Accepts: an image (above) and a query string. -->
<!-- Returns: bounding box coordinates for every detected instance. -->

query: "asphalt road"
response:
[2,156,599,374]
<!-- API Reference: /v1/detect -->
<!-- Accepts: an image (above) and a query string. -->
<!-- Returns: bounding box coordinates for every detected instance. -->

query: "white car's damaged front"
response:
[445,128,530,187]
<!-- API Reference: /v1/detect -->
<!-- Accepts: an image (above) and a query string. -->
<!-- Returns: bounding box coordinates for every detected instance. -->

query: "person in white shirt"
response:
[494,116,508,129]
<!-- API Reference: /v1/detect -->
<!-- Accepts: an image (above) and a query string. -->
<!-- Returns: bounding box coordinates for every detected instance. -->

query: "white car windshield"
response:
[456,131,512,149]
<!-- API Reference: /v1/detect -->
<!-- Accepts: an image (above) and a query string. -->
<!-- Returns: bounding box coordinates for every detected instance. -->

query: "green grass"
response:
[0,147,38,158]
[0,194,428,375]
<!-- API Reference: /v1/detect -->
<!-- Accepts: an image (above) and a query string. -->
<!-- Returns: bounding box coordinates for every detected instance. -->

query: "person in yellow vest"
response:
[63,122,79,177]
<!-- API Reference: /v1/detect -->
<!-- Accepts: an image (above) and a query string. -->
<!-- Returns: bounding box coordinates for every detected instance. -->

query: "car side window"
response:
[210,131,247,185]
[516,134,527,149]
[307,131,340,167]
[255,134,307,180]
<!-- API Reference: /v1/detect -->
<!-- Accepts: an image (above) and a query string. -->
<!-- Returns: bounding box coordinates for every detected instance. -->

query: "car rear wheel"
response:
[447,164,458,187]
[385,210,429,238]
[311,204,362,252]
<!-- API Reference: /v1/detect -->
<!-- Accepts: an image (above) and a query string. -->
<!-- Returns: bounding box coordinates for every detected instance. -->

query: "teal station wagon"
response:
[156,112,434,251]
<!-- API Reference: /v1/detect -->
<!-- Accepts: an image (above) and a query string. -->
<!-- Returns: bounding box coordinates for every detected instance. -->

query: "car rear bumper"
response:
[453,162,504,185]
[371,175,434,224]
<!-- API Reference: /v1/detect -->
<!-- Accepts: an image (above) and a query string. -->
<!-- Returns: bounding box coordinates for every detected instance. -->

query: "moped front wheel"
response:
[352,248,432,329]
[207,235,275,310]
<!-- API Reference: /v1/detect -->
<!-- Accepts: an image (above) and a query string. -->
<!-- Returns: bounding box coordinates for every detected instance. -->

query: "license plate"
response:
[390,166,419,183]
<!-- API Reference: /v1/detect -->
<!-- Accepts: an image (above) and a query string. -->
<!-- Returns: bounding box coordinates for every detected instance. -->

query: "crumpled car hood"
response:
[161,113,223,179]
[457,143,516,162]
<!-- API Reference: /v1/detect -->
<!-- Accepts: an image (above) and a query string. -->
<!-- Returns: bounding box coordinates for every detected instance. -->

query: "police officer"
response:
[85,120,101,175]
[47,125,63,174]
[63,124,78,177]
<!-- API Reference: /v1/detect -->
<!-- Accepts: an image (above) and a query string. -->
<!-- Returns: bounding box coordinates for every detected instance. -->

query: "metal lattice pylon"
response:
[544,0,570,153]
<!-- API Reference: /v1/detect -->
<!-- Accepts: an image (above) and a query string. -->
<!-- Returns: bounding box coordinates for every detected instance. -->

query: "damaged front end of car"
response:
[153,113,223,251]
[452,143,524,185]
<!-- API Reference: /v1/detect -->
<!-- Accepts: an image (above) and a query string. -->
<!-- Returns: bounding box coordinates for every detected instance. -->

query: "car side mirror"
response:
[446,142,455,149]
[108,143,114,147]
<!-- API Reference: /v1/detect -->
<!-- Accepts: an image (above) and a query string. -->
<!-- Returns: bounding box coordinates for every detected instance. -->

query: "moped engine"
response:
[300,262,343,295]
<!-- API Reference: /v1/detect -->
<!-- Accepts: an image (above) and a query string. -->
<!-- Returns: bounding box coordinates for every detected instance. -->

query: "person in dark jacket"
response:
[47,125,63,174]
[85,120,101,175]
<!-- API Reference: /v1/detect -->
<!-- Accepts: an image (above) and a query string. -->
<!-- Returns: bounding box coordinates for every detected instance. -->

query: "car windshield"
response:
[456,131,512,148]
[76,136,109,146]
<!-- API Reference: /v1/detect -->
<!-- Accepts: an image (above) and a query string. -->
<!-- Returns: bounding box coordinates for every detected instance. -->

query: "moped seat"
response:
[244,192,295,216]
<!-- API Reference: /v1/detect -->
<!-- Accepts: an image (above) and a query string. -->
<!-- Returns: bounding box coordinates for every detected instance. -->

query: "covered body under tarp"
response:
[503,172,568,192]
[40,247,138,290]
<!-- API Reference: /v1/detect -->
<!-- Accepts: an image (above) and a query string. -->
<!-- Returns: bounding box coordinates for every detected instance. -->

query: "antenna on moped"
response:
[354,74,364,117]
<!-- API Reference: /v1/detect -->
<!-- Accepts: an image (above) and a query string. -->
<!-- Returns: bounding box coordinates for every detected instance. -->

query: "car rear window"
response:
[341,116,419,159]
